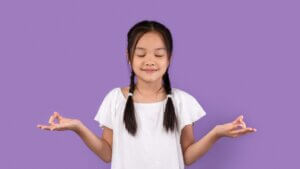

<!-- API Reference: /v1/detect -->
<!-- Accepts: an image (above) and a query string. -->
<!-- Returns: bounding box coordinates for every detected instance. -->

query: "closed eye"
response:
[136,54,164,57]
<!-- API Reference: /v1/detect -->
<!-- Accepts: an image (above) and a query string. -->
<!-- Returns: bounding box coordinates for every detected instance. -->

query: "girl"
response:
[37,20,256,169]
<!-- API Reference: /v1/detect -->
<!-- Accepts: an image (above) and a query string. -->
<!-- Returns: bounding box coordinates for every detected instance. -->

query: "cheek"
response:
[159,60,169,69]
[132,60,142,68]
[131,62,142,73]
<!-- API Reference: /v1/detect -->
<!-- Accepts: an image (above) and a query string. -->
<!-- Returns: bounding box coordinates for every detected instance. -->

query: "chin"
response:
[134,69,164,81]
[136,75,162,83]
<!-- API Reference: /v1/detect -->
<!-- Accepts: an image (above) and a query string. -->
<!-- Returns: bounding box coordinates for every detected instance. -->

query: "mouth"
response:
[141,69,158,73]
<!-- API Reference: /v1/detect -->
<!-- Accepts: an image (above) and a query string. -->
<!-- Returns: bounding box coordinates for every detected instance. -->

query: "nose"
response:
[144,54,156,67]
[145,62,155,66]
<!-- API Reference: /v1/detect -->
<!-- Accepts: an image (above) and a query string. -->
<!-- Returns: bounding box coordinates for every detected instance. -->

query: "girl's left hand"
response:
[213,115,257,139]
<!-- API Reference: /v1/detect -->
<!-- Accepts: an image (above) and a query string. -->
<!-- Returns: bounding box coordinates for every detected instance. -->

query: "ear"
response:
[126,51,131,65]
[167,57,171,67]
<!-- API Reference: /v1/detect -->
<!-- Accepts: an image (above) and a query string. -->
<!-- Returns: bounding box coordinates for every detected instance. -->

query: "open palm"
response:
[214,115,257,138]
[37,112,79,131]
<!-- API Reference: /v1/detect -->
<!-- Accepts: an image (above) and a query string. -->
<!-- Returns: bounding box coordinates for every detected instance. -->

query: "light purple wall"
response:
[1,0,299,169]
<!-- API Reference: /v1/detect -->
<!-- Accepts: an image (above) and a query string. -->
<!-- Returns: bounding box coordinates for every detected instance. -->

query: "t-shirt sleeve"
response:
[94,88,117,130]
[178,90,206,131]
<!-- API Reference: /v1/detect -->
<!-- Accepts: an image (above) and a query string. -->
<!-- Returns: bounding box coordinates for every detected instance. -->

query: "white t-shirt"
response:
[94,87,206,169]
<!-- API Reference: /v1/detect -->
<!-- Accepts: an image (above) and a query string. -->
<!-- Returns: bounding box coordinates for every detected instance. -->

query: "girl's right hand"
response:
[37,112,81,132]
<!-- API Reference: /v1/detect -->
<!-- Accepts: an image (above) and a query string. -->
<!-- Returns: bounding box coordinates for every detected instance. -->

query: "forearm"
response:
[74,121,112,163]
[184,127,220,165]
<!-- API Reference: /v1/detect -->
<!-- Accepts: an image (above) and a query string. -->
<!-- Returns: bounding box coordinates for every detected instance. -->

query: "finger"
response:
[238,121,247,128]
[57,114,63,122]
[49,112,60,124]
[231,127,255,135]
[38,124,58,131]
[54,112,63,122]
[48,115,55,125]
[52,123,64,131]
[50,125,57,131]
[37,125,52,131]
[233,115,243,124]
[236,130,255,137]
[233,118,247,129]
[54,111,61,117]
[232,128,252,135]
[37,124,48,129]
[232,123,245,130]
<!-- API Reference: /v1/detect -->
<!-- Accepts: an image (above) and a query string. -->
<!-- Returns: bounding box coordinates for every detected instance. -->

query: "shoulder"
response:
[172,87,196,100]
[120,86,129,97]
[101,87,123,101]
[106,87,120,95]
[106,86,130,101]
[171,88,203,109]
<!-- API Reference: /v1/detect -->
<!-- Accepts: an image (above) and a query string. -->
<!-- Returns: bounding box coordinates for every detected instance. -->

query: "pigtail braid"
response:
[163,70,179,132]
[123,70,137,136]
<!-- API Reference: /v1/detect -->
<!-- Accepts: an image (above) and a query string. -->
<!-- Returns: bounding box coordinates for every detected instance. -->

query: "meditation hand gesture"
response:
[37,112,80,132]
[213,115,257,139]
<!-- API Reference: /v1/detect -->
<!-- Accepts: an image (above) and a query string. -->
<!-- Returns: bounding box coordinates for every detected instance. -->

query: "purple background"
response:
[1,0,299,169]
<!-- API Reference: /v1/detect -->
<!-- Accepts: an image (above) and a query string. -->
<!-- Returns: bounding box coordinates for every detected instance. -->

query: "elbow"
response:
[183,155,193,166]
[102,152,112,163]
[98,138,112,163]
[184,159,193,166]
[100,155,112,163]
[103,158,111,164]
[97,151,112,163]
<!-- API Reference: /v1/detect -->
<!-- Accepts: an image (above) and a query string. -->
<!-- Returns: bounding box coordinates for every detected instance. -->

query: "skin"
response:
[37,31,257,165]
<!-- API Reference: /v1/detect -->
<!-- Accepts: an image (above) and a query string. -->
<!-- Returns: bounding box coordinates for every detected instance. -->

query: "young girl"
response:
[37,20,256,169]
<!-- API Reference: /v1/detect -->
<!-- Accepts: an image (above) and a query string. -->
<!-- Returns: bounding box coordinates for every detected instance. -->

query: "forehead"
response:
[135,32,166,51]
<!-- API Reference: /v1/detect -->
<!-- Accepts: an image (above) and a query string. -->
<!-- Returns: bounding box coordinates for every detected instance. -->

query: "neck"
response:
[135,78,164,97]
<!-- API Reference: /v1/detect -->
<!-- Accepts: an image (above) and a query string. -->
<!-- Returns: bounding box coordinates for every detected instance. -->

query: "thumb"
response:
[233,115,243,124]
[54,112,63,121]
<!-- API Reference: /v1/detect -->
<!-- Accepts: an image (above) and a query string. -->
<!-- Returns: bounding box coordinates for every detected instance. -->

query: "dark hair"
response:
[123,20,178,136]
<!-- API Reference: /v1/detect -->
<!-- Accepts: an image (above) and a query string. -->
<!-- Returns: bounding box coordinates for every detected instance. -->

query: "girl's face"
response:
[130,31,170,84]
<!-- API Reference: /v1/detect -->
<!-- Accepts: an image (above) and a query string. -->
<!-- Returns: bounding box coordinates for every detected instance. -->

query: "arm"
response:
[75,121,112,163]
[181,115,256,166]
[181,125,219,166]
[37,112,113,163]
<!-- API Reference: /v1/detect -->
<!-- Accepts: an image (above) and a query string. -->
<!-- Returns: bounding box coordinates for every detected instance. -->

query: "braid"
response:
[129,71,135,93]
[163,71,171,94]
[162,70,179,132]
[123,70,137,136]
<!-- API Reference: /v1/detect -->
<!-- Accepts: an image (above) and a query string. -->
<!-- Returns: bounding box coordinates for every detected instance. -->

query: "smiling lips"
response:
[142,69,157,73]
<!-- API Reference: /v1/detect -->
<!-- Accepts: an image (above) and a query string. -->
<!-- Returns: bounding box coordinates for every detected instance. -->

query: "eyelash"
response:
[136,55,164,57]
